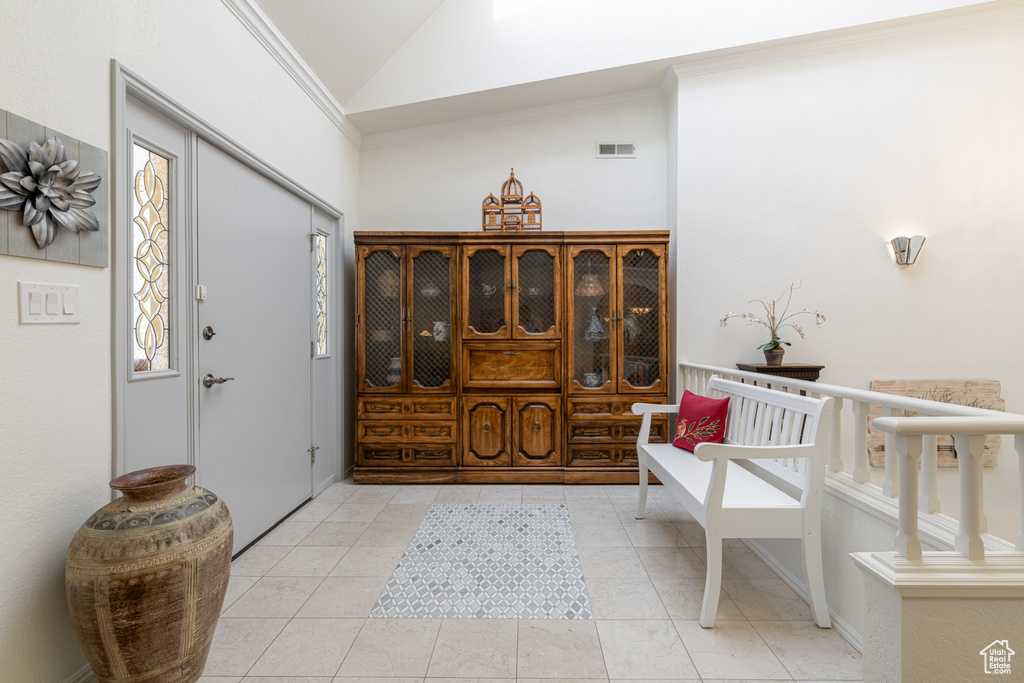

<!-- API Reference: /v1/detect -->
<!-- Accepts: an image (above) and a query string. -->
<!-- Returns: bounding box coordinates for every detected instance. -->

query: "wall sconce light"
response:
[890,235,926,265]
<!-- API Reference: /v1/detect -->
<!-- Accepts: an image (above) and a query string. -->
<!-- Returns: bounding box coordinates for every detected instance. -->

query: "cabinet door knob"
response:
[532,421,541,432]
[482,421,492,433]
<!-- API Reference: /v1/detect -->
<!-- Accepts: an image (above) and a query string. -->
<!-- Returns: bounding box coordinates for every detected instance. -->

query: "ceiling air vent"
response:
[596,143,636,159]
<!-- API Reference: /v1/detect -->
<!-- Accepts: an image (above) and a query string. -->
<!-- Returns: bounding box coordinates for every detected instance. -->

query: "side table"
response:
[736,363,824,395]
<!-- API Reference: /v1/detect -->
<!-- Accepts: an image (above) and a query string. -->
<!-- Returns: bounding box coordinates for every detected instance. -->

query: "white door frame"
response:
[111,61,345,489]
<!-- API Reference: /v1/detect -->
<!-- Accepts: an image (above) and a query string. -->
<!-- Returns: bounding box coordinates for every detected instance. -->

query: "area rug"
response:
[370,503,593,619]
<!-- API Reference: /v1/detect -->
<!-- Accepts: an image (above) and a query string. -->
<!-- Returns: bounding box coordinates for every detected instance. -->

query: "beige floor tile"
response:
[517,620,607,679]
[723,578,813,621]
[572,523,632,548]
[334,678,423,683]
[337,618,441,677]
[672,520,707,547]
[250,618,364,677]
[299,522,367,547]
[288,501,343,523]
[652,577,745,621]
[523,485,567,503]
[577,546,646,579]
[330,546,406,577]
[636,547,706,579]
[597,620,699,679]
[425,679,513,683]
[391,485,441,504]
[426,618,518,678]
[265,546,349,577]
[621,521,688,547]
[221,575,259,613]
[296,575,388,618]
[691,545,779,579]
[325,504,385,525]
[354,521,420,547]
[563,485,610,501]
[373,503,431,523]
[258,521,319,546]
[203,617,287,676]
[478,485,523,503]
[345,486,403,505]
[588,577,669,619]
[672,619,790,680]
[315,485,358,506]
[622,502,677,522]
[246,678,334,682]
[231,545,291,577]
[432,484,482,503]
[196,677,242,683]
[519,680,607,683]
[604,485,639,501]
[609,679,701,683]
[221,576,323,618]
[567,502,622,524]
[752,620,862,680]
[698,680,792,682]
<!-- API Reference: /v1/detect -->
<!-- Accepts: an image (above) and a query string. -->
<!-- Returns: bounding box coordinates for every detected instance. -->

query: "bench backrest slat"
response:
[707,376,831,494]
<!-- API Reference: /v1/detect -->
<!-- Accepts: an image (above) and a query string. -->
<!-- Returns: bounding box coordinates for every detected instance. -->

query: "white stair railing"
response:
[680,362,1024,557]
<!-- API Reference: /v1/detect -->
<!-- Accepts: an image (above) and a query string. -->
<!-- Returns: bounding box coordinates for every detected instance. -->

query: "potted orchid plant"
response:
[719,283,826,365]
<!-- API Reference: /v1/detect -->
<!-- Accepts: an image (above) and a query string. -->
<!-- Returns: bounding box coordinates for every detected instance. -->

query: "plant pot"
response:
[65,465,233,683]
[763,348,785,366]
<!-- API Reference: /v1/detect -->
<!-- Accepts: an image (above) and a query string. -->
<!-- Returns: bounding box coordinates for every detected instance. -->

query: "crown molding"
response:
[360,87,666,150]
[220,0,362,148]
[671,1,1023,81]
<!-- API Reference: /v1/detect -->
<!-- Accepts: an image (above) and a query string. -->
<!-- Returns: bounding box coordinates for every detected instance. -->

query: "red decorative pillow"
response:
[672,390,730,452]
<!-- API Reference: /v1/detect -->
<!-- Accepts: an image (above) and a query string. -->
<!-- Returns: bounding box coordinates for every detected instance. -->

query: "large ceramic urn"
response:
[65,465,233,683]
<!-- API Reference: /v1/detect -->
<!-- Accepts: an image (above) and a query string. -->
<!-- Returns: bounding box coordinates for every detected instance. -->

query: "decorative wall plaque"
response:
[0,108,108,267]
[482,168,541,232]
[867,379,1003,467]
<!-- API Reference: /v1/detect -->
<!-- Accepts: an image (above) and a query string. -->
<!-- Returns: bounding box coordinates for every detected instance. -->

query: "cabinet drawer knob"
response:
[504,351,520,356]
[482,421,492,433]
[532,421,541,432]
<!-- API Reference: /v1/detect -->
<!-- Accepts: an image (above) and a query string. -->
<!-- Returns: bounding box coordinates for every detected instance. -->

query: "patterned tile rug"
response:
[371,503,593,619]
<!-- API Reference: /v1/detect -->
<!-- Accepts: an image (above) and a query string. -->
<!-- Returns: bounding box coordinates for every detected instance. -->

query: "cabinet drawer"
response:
[621,417,670,443]
[357,445,404,465]
[462,342,560,390]
[358,421,405,441]
[408,398,456,420]
[568,423,617,441]
[567,446,617,466]
[405,444,458,467]
[407,421,456,442]
[566,398,618,418]
[357,398,403,419]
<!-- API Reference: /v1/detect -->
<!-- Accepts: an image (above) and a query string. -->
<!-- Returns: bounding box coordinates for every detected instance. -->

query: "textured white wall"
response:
[674,16,1024,646]
[0,2,358,681]
[348,0,992,112]
[360,100,668,230]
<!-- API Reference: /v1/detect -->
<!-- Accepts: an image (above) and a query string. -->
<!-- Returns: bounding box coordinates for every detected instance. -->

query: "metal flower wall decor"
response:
[0,136,102,248]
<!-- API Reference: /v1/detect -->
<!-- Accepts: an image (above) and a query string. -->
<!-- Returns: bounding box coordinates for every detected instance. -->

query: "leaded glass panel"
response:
[131,144,171,373]
[572,250,611,388]
[517,249,555,336]
[467,249,505,335]
[621,248,661,389]
[315,234,328,356]
[412,250,451,388]
[363,250,402,388]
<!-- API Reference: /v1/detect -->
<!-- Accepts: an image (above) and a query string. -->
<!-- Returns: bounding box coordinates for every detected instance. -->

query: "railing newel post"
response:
[894,433,923,560]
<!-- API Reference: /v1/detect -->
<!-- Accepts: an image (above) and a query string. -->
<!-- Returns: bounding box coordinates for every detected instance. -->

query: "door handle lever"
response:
[202,374,235,388]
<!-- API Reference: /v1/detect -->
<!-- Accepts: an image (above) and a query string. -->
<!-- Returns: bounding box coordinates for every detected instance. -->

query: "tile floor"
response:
[199,479,862,682]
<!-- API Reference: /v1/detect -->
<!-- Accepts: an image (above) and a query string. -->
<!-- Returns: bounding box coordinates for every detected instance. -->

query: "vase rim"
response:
[110,464,196,492]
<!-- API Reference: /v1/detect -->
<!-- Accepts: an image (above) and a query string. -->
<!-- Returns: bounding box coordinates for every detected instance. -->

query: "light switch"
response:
[18,282,80,324]
[45,292,60,315]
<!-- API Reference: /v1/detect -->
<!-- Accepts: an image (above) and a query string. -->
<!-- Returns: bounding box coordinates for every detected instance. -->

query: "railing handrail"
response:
[682,361,1008,422]
[874,416,1024,435]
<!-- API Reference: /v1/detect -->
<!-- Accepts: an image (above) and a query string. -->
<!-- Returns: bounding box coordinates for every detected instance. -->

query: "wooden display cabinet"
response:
[354,231,670,483]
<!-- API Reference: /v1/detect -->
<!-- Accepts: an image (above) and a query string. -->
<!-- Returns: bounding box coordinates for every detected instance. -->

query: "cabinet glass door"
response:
[463,245,510,339]
[568,245,616,393]
[617,244,666,393]
[358,246,404,392]
[408,246,456,392]
[512,245,559,339]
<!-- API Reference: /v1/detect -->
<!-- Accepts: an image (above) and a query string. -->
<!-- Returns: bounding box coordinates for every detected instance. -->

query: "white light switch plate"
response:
[18,282,80,324]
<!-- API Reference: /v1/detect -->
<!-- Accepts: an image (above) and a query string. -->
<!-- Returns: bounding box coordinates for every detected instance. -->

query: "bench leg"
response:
[635,449,648,519]
[699,530,723,628]
[802,530,832,628]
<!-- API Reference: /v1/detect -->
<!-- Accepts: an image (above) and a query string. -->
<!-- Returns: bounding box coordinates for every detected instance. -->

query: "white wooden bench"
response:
[633,376,834,628]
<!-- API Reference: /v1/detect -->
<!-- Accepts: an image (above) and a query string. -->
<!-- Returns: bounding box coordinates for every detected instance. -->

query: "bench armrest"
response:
[631,402,678,416]
[693,442,816,462]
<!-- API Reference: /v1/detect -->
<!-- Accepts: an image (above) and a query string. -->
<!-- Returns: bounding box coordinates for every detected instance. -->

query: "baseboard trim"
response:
[744,538,863,654]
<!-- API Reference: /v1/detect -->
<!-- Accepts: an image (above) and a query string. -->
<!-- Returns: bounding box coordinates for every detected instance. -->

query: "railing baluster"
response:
[852,401,870,484]
[920,434,940,514]
[883,407,898,497]
[1017,434,1024,552]
[894,433,923,560]
[829,397,844,473]
[954,433,987,561]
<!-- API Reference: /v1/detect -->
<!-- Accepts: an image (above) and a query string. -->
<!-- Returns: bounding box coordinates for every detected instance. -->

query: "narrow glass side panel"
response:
[467,250,505,334]
[412,250,451,388]
[572,251,611,387]
[315,234,328,356]
[621,248,660,388]
[518,250,555,335]
[364,250,402,388]
[131,144,171,373]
